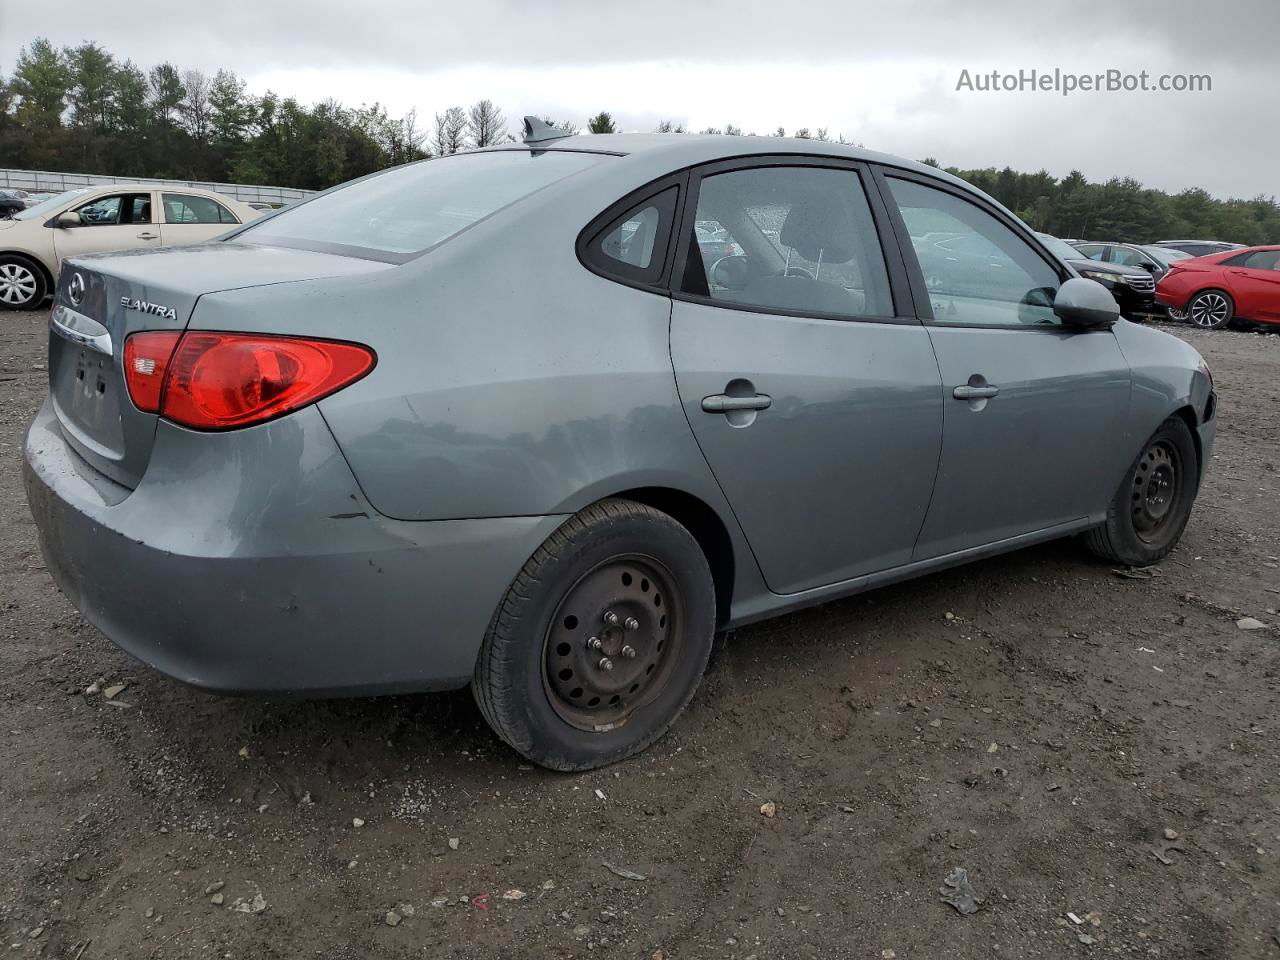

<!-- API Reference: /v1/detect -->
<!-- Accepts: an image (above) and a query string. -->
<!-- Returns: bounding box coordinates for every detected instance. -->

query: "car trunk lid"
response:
[47,242,390,488]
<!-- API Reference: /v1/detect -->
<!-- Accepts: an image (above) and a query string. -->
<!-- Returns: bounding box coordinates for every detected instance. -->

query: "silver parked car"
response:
[25,120,1216,770]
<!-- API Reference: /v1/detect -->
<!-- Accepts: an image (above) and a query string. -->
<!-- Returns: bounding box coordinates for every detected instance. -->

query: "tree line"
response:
[2,38,1277,244]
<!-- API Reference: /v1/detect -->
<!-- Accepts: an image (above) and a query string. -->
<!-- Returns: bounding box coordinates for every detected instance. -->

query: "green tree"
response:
[587,111,615,134]
[11,38,69,124]
[147,63,184,124]
[66,42,117,130]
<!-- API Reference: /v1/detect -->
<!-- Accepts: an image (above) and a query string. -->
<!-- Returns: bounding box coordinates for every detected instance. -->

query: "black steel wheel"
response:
[473,498,715,771]
[1130,440,1181,543]
[1085,416,1199,566]
[543,555,682,732]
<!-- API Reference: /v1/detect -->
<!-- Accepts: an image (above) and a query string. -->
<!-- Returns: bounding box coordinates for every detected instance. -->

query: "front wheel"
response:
[473,498,716,771]
[1085,416,1199,566]
[0,255,47,311]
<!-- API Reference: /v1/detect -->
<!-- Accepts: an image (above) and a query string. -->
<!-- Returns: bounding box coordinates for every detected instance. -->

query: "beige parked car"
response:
[0,184,261,310]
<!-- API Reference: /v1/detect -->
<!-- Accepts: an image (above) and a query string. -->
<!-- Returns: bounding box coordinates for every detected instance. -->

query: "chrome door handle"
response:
[953,384,999,400]
[702,394,772,413]
[137,231,160,240]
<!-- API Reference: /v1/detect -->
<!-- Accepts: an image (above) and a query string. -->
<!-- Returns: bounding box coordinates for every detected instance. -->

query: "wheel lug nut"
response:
[621,645,636,659]
[598,657,614,672]
[624,617,639,631]
[603,611,619,626]
[587,636,603,651]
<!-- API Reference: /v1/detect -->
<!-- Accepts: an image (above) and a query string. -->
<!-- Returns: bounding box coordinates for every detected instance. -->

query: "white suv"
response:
[0,184,260,310]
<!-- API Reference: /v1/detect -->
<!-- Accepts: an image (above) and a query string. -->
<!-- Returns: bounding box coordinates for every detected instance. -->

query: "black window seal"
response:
[576,172,687,294]
[667,153,919,326]
[870,165,1073,329]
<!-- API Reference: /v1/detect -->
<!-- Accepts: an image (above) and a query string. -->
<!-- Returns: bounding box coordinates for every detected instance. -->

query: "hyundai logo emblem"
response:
[68,272,85,306]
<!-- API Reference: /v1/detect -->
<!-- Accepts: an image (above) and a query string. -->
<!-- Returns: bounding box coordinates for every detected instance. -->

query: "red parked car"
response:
[1156,245,1280,329]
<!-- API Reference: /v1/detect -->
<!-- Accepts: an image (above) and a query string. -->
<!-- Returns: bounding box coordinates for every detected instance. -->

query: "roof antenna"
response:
[522,116,574,145]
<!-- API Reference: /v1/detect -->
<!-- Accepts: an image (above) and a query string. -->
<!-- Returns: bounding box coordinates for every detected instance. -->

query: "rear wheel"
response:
[1085,416,1199,566]
[473,498,716,771]
[0,255,46,311]
[1186,289,1234,329]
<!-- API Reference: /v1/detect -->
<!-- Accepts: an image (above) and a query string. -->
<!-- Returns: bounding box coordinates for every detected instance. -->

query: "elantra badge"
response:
[120,296,177,320]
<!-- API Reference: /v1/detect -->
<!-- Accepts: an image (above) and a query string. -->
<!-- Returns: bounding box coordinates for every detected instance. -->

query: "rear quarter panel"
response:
[191,167,760,594]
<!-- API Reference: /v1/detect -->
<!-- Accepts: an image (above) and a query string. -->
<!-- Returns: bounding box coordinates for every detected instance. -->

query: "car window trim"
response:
[869,165,1073,330]
[576,174,686,291]
[668,154,919,326]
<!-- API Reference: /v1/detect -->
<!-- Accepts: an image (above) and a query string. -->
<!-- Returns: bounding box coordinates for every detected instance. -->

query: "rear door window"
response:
[1236,249,1280,270]
[237,150,606,262]
[678,165,894,320]
[163,193,238,225]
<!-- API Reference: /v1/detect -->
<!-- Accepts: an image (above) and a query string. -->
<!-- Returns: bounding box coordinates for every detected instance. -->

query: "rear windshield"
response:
[234,150,605,262]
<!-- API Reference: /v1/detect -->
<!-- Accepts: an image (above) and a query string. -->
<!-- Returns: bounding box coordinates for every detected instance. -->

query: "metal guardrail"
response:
[0,168,314,205]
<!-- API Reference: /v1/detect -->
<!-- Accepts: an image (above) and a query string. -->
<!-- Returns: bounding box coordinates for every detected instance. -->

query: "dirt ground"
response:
[1,308,1278,960]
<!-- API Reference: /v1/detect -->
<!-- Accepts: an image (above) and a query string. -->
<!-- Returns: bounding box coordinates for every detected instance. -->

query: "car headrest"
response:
[779,193,857,264]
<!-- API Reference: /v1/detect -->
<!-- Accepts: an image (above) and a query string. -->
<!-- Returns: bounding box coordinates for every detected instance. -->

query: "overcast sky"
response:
[2,0,1276,198]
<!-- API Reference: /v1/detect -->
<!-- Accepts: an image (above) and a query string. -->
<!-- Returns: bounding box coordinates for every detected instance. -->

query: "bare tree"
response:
[432,106,468,155]
[655,120,685,133]
[773,125,786,137]
[178,69,212,142]
[724,123,743,136]
[814,127,831,142]
[540,116,580,135]
[699,125,722,135]
[794,127,812,139]
[467,99,506,147]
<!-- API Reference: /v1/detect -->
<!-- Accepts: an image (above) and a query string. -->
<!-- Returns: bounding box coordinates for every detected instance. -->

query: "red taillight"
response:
[124,331,182,413]
[123,331,375,430]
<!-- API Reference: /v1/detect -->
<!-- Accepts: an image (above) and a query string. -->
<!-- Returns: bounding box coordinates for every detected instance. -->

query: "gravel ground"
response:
[1,310,1278,959]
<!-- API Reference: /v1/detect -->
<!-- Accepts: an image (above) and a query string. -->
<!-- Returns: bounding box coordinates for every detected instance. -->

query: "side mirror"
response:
[54,211,81,228]
[1054,277,1120,329]
[1138,261,1156,272]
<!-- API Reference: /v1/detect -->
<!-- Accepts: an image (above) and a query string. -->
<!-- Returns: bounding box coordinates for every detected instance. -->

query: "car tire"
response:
[472,498,716,771]
[1084,416,1199,567]
[1186,289,1234,329]
[0,254,48,311]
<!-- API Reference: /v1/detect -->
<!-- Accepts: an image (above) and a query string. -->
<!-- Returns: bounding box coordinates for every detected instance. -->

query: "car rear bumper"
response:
[23,398,564,695]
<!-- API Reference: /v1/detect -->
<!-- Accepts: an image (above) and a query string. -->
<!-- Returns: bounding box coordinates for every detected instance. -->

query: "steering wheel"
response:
[782,266,815,280]
[709,254,751,290]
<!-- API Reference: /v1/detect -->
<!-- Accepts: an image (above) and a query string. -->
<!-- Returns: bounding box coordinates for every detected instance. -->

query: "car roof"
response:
[487,133,997,208]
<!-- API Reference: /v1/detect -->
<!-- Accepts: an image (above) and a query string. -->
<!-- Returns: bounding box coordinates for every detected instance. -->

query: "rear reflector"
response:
[123,331,375,430]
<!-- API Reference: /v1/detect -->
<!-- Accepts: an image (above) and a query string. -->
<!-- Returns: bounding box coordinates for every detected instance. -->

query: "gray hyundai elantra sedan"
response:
[24,118,1215,770]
